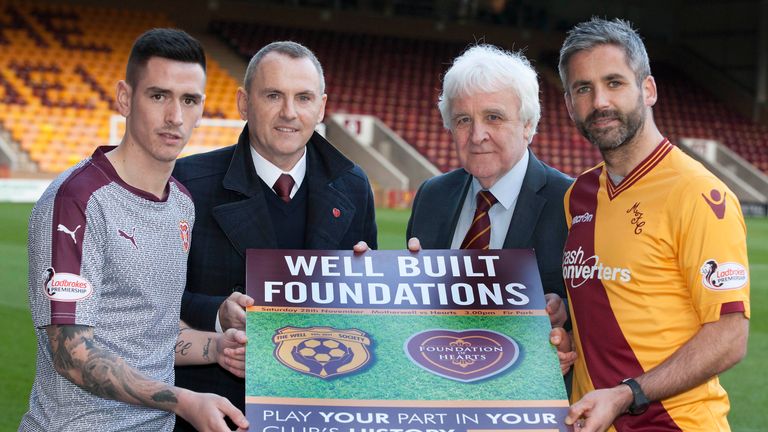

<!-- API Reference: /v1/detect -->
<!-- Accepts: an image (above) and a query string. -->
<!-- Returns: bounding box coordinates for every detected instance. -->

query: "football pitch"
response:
[1,203,765,431]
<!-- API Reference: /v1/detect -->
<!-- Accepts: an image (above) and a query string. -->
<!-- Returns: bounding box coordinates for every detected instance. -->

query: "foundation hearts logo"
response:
[404,329,519,382]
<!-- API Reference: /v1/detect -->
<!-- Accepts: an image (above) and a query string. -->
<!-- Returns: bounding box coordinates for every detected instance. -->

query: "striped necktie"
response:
[273,174,295,203]
[460,190,498,249]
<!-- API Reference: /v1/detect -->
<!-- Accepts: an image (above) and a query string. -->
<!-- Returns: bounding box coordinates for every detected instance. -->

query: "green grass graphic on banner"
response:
[247,313,564,400]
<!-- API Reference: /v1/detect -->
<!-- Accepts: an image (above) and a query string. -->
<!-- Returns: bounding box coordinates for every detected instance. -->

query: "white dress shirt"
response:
[450,150,529,249]
[249,145,307,199]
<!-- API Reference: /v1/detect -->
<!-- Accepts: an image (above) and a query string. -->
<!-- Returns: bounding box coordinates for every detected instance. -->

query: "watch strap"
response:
[621,377,650,415]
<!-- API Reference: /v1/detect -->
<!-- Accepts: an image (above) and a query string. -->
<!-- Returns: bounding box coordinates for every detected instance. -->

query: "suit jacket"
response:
[171,125,377,418]
[406,150,572,299]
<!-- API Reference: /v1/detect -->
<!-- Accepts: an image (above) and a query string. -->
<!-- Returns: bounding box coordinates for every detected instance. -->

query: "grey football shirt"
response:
[20,146,194,431]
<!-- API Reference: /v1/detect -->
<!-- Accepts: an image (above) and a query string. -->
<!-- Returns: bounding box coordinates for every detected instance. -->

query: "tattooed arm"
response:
[175,321,247,378]
[45,324,248,432]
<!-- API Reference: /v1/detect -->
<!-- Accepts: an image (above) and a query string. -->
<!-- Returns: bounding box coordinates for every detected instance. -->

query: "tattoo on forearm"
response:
[81,351,122,400]
[203,337,212,361]
[175,340,192,356]
[151,389,178,403]
[50,325,88,378]
[48,325,178,409]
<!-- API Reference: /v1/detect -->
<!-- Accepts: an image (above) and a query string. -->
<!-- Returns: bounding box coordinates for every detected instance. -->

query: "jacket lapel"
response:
[212,195,277,256]
[416,170,471,249]
[503,151,547,249]
[434,172,472,248]
[212,126,278,257]
[304,134,357,249]
[305,181,355,248]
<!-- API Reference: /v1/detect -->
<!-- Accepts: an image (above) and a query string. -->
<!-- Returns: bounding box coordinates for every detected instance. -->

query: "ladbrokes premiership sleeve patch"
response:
[43,267,94,302]
[699,259,749,291]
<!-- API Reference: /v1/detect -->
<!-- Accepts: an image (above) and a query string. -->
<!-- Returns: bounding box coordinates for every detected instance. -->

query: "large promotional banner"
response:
[245,249,571,432]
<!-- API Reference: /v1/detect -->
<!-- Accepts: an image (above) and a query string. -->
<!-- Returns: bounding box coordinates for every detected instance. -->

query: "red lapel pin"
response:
[332,208,341,218]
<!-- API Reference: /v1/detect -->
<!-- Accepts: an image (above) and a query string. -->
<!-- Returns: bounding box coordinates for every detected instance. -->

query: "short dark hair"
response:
[244,41,324,93]
[125,28,206,87]
[558,17,650,91]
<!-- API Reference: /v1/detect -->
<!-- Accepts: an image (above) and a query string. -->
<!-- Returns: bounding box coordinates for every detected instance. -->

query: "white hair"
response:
[437,44,541,141]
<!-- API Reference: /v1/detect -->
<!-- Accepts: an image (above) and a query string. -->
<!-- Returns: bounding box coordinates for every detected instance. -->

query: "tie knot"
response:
[476,190,497,211]
[273,174,295,203]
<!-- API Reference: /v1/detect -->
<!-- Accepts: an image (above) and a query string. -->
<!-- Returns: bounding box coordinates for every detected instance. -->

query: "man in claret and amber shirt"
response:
[557,18,750,432]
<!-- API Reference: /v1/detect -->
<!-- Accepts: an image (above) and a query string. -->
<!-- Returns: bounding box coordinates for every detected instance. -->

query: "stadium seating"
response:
[0,4,242,174]
[652,64,768,173]
[2,5,766,177]
[210,21,768,177]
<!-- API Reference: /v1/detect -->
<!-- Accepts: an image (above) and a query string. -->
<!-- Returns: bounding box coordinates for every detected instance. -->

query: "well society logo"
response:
[42,268,93,301]
[272,326,372,379]
[562,246,631,288]
[404,329,519,383]
[700,259,748,290]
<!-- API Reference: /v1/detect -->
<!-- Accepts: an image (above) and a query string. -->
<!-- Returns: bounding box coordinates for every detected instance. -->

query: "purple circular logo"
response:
[404,329,519,382]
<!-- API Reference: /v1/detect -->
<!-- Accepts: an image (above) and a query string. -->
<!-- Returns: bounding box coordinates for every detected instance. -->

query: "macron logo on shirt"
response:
[702,189,726,219]
[571,212,594,226]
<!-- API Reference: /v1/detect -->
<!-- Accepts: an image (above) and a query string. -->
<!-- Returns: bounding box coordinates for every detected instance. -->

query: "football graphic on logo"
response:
[295,338,351,369]
[273,326,372,379]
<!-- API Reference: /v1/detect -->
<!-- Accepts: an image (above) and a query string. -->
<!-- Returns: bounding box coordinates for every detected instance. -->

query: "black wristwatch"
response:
[621,378,650,415]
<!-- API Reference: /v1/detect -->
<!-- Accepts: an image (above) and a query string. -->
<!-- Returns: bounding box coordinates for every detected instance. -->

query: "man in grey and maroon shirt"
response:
[21,29,249,432]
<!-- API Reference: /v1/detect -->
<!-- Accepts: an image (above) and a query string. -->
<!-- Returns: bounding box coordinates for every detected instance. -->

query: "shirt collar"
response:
[470,149,529,210]
[249,146,307,191]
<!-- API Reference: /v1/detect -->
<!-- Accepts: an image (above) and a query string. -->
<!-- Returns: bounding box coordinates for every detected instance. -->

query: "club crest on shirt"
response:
[42,267,93,301]
[272,326,372,379]
[626,202,645,235]
[700,259,748,290]
[179,220,190,252]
